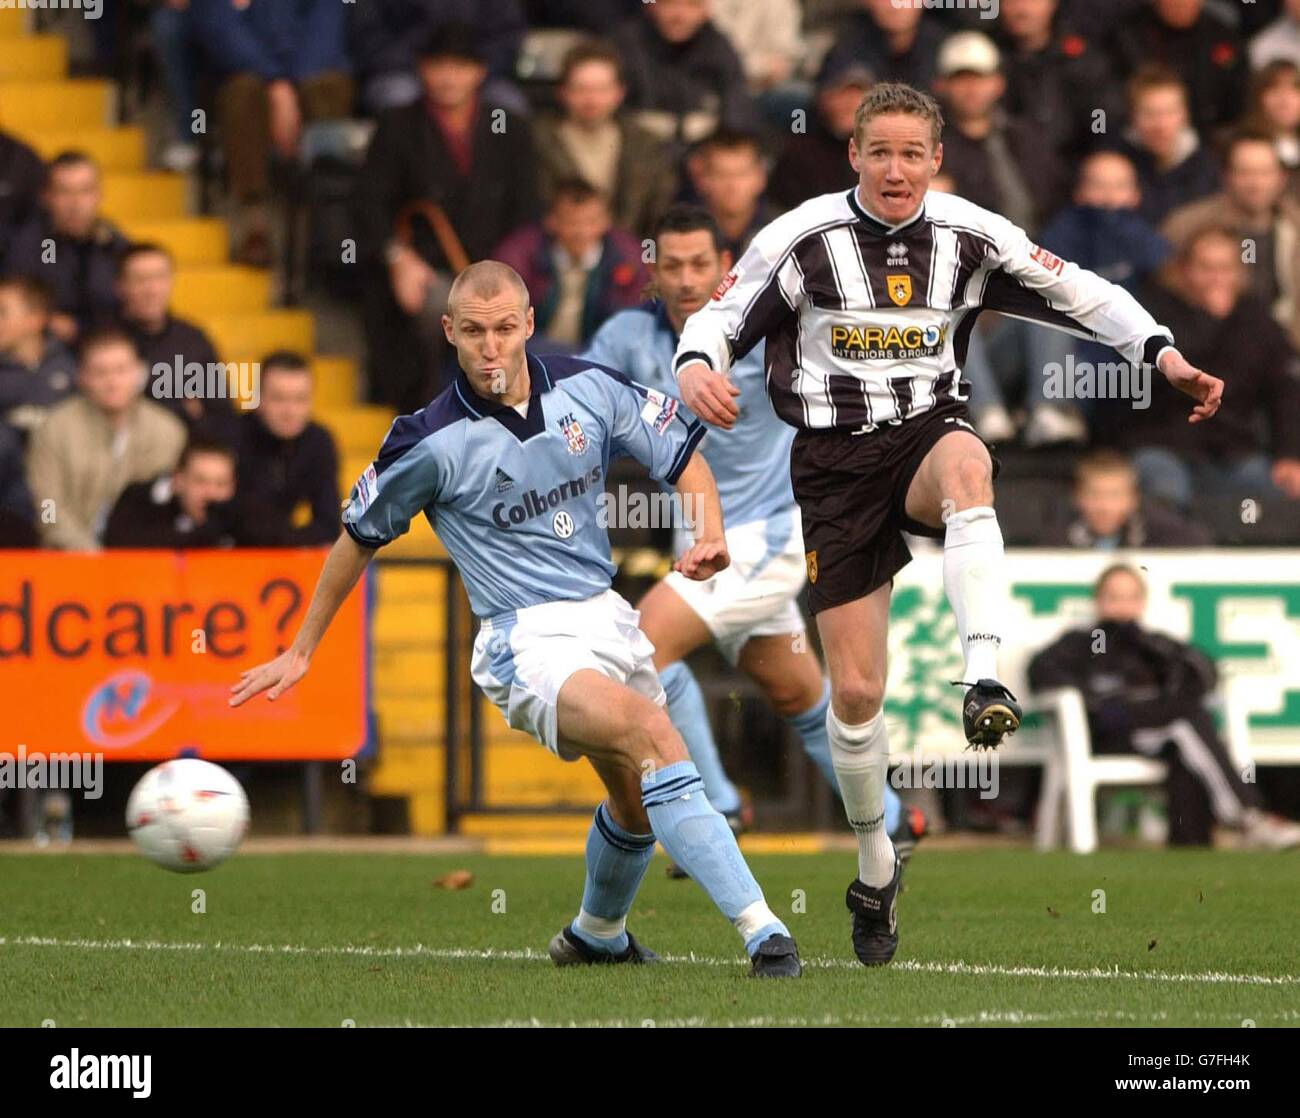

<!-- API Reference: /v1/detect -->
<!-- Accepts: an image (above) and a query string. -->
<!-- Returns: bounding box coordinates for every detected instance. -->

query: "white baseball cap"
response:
[937,32,1001,77]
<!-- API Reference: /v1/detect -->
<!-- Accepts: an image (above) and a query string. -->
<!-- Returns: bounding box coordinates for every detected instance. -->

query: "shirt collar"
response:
[453,351,554,420]
[847,186,926,236]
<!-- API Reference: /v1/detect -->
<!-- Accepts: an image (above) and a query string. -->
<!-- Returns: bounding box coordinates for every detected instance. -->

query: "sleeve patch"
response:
[640,389,679,434]
[354,463,379,512]
[1029,244,1065,276]
[711,267,740,301]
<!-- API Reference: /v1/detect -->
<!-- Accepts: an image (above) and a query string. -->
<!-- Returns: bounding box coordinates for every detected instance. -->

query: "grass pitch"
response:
[1,848,1297,1027]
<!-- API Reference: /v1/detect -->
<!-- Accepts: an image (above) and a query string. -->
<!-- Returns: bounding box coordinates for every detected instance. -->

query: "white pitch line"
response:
[3,934,1299,988]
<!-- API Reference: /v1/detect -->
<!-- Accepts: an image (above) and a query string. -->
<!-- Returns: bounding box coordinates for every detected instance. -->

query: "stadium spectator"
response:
[1028,563,1300,849]
[1250,0,1300,69]
[934,32,1068,234]
[25,328,186,552]
[1161,132,1300,347]
[356,24,539,412]
[610,0,758,147]
[0,423,36,547]
[191,0,353,266]
[149,0,202,172]
[1112,227,1300,508]
[0,126,43,245]
[994,0,1121,162]
[233,351,340,547]
[1,152,127,343]
[1243,60,1300,196]
[492,180,650,350]
[817,0,944,93]
[768,57,872,211]
[113,244,235,439]
[709,0,806,104]
[533,39,677,238]
[0,276,76,444]
[1043,449,1212,548]
[104,436,241,549]
[689,129,777,260]
[1111,0,1247,135]
[525,0,643,33]
[349,0,526,113]
[1116,66,1220,226]
[1040,151,1172,296]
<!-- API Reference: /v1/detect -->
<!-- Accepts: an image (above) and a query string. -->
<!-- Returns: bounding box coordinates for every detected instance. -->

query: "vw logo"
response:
[553,510,575,539]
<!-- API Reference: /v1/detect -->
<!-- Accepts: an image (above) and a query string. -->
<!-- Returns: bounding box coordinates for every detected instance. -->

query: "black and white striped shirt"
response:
[673,188,1175,432]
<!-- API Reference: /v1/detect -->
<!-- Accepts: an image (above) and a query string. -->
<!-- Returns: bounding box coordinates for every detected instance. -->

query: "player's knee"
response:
[765,675,821,718]
[833,678,884,723]
[948,453,992,505]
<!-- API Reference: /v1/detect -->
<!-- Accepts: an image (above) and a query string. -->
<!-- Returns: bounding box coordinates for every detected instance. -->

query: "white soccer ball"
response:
[126,759,249,872]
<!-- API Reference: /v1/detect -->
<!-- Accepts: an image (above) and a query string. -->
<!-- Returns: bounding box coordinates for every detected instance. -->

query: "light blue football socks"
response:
[659,660,742,814]
[571,802,656,955]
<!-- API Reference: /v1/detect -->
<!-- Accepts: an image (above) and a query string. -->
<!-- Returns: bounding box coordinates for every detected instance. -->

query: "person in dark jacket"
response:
[1043,449,1212,548]
[113,244,236,441]
[2,151,127,343]
[0,422,35,545]
[1116,66,1220,227]
[1105,226,1300,509]
[0,128,44,245]
[688,129,779,261]
[818,0,946,95]
[768,57,871,212]
[356,24,540,412]
[348,0,526,112]
[191,0,353,266]
[104,437,241,549]
[1028,563,1300,848]
[492,179,650,351]
[234,351,340,547]
[1110,0,1247,135]
[610,0,758,148]
[995,0,1122,162]
[0,276,76,445]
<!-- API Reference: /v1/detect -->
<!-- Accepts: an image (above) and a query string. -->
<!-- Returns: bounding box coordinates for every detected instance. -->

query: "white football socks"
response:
[827,705,895,887]
[943,505,1006,684]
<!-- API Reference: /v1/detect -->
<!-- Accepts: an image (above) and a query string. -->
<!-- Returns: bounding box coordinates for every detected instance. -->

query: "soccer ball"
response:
[126,759,249,872]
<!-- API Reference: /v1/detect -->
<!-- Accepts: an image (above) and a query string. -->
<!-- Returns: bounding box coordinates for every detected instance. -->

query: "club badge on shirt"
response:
[556,413,587,455]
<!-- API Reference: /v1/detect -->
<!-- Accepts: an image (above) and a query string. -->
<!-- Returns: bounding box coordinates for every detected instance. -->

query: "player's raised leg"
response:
[816,583,902,965]
[554,668,801,977]
[904,430,1022,748]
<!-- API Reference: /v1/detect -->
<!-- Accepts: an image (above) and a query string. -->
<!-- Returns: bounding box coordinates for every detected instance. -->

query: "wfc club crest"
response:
[557,412,587,455]
[886,274,912,307]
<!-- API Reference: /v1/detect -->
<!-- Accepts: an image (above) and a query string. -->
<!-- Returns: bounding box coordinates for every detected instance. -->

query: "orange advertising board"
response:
[0,550,368,760]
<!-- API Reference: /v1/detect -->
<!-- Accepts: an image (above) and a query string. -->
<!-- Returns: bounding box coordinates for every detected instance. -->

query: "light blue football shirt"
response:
[585,300,795,528]
[341,352,705,619]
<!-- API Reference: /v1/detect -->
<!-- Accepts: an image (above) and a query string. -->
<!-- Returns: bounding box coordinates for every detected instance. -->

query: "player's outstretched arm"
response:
[1157,348,1224,423]
[678,361,741,430]
[229,532,375,706]
[672,453,729,580]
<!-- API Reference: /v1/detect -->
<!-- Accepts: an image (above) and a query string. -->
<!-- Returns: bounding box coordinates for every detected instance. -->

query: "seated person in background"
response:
[26,328,186,551]
[1029,563,1300,849]
[533,39,677,240]
[1111,226,1300,509]
[113,243,235,440]
[1117,66,1220,228]
[611,0,758,148]
[1,152,127,343]
[1161,132,1300,349]
[349,0,526,114]
[356,24,539,413]
[191,0,353,267]
[817,0,944,92]
[492,179,649,352]
[0,126,43,245]
[1111,0,1246,135]
[768,57,872,212]
[708,0,805,101]
[0,422,37,547]
[689,129,777,261]
[105,437,241,549]
[0,276,76,443]
[1044,449,1212,549]
[235,351,339,546]
[1250,0,1300,70]
[1243,60,1300,197]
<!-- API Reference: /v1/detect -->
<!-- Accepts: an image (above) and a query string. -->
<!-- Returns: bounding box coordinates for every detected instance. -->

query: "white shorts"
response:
[470,589,665,761]
[663,509,807,665]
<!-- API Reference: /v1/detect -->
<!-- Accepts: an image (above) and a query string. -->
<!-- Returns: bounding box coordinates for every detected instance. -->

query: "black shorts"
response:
[791,400,999,615]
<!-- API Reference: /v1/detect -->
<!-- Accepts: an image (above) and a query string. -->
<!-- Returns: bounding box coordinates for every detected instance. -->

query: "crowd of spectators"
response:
[2,0,1300,553]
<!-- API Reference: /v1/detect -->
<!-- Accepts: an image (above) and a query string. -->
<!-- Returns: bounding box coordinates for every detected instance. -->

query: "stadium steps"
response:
[0,79,113,130]
[102,171,189,221]
[312,356,360,407]
[0,6,27,36]
[196,309,316,363]
[118,217,230,265]
[21,126,146,171]
[318,405,396,456]
[170,267,271,317]
[0,34,68,81]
